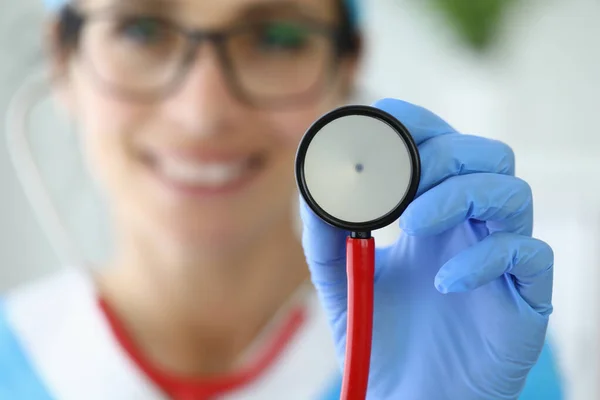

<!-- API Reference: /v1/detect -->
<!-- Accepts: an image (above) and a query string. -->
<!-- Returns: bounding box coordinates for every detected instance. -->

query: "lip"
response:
[140,150,267,199]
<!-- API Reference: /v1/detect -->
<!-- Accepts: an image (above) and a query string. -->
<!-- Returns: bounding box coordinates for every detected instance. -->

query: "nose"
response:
[162,43,242,138]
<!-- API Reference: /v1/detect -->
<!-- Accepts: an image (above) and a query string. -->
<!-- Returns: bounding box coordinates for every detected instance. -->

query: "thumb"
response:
[299,197,349,303]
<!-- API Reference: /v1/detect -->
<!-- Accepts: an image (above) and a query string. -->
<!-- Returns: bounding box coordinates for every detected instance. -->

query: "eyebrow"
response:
[235,0,327,21]
[79,0,174,17]
[86,0,331,23]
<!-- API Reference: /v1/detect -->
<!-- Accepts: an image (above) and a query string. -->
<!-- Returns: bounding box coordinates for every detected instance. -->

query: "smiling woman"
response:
[1,0,363,399]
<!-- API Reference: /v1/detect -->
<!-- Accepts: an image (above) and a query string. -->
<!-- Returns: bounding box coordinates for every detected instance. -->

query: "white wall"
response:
[1,0,599,398]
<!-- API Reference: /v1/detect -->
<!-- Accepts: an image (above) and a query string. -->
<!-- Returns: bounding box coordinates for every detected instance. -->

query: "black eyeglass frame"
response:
[57,4,355,109]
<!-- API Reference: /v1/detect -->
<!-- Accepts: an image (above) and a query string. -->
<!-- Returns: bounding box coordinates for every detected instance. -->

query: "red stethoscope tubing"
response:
[340,236,375,400]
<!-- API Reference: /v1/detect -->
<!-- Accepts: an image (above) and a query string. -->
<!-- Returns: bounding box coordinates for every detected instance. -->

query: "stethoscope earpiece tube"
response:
[5,70,86,267]
[342,233,375,400]
[296,105,420,400]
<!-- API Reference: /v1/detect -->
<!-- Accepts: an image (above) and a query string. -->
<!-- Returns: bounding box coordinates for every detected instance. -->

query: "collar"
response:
[4,268,339,400]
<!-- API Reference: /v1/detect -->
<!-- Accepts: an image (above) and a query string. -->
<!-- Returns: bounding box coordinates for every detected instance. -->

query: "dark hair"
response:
[55,0,361,56]
[337,0,362,54]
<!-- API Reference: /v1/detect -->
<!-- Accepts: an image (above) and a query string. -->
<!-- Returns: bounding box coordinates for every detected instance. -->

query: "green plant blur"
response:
[423,0,520,52]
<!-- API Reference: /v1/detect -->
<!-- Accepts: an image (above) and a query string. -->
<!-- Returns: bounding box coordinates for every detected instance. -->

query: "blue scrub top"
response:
[0,304,563,399]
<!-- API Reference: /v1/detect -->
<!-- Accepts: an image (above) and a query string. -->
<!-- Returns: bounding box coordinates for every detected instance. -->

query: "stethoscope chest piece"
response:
[296,105,421,233]
[295,105,421,400]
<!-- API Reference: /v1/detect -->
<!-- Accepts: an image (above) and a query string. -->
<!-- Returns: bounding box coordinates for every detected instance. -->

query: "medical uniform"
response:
[0,268,562,399]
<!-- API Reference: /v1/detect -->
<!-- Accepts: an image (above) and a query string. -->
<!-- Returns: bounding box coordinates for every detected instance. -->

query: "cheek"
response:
[74,86,143,190]
[261,105,335,196]
[266,83,347,144]
[267,105,332,146]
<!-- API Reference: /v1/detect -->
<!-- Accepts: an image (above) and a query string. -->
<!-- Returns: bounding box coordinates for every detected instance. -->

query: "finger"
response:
[416,133,515,196]
[299,198,348,292]
[434,232,554,316]
[372,98,457,145]
[400,173,533,237]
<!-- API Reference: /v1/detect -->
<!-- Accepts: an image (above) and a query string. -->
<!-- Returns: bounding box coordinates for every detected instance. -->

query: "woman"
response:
[0,0,562,398]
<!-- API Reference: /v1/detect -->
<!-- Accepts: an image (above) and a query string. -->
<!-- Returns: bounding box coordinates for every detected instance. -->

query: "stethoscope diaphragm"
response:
[296,105,420,233]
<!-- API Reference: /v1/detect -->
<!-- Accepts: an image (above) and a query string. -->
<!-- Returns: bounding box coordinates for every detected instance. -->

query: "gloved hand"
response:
[300,98,554,400]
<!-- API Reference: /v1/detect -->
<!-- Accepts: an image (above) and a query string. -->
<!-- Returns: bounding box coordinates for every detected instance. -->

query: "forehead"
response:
[79,0,339,25]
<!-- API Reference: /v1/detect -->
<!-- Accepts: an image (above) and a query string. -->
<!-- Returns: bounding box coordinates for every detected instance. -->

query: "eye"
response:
[257,21,311,50]
[117,16,167,45]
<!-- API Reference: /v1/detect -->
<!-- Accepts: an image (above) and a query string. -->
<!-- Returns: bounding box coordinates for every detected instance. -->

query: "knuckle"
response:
[534,238,555,263]
[512,176,533,200]
[495,140,516,173]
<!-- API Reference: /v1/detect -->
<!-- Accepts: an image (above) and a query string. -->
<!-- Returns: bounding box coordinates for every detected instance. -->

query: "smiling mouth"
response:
[141,151,268,197]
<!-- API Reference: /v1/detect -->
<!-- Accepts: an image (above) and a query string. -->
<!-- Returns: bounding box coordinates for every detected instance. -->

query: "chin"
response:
[156,215,257,259]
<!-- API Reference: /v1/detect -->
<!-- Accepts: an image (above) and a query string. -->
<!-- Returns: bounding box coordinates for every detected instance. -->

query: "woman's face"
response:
[58,0,359,258]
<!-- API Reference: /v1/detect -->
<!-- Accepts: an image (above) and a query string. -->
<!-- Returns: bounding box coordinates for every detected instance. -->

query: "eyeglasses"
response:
[63,6,347,108]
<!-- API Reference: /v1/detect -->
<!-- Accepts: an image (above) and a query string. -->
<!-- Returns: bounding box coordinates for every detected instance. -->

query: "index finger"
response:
[373,98,457,145]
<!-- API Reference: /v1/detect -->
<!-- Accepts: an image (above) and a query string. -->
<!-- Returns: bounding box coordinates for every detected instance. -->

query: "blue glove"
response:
[300,99,554,400]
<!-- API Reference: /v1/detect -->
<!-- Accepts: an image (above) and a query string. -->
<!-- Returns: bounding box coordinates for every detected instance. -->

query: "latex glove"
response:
[300,99,554,400]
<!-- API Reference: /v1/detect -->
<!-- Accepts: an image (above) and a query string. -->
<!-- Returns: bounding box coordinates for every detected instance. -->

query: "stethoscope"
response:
[295,105,421,400]
[5,70,87,267]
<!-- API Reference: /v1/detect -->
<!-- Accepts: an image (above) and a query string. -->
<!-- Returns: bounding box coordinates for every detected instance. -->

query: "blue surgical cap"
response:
[42,0,66,12]
[345,0,360,27]
[43,0,361,26]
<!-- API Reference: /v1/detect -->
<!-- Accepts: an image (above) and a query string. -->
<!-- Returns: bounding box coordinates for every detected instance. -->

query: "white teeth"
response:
[160,158,246,186]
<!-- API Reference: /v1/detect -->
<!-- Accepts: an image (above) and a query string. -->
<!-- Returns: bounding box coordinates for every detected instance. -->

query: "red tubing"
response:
[341,236,375,400]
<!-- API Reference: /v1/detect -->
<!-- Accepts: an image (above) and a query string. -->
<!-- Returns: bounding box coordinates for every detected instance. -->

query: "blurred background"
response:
[1,0,599,398]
